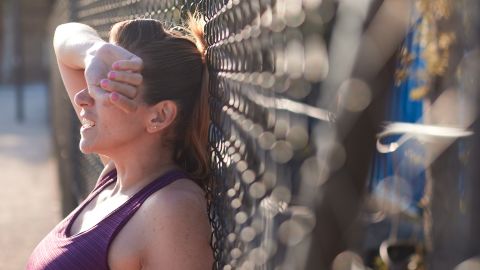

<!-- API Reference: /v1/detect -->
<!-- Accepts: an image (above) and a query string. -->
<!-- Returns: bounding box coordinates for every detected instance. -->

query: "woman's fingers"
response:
[107,71,143,86]
[100,79,137,98]
[112,56,143,72]
[109,92,138,113]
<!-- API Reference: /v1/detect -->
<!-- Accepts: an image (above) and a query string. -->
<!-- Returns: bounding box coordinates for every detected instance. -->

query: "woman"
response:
[27,16,213,270]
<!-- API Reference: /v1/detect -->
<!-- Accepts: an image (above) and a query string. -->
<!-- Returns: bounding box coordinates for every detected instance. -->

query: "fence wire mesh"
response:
[47,0,480,269]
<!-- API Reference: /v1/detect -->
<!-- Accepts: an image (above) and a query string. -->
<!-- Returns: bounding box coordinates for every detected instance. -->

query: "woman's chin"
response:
[79,141,95,154]
[79,146,93,154]
[79,141,110,156]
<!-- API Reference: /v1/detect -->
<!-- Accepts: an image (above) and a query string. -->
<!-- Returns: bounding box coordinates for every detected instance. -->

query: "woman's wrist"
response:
[83,41,108,68]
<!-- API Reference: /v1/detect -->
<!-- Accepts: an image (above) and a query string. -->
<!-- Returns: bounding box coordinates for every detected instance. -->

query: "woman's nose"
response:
[74,88,94,107]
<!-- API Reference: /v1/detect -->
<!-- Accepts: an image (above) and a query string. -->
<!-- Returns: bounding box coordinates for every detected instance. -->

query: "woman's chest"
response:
[69,189,145,269]
[69,186,126,235]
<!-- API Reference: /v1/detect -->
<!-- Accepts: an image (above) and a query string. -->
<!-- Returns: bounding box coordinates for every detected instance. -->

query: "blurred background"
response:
[1,0,480,270]
[0,0,61,269]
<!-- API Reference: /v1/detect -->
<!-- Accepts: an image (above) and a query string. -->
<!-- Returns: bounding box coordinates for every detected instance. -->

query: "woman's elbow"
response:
[53,23,73,55]
[53,23,91,52]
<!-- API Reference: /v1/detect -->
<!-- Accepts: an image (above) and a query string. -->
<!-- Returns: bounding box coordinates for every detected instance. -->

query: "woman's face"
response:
[74,86,147,155]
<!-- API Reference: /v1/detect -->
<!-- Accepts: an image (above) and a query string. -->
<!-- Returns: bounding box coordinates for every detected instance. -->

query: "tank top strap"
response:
[92,169,118,192]
[131,170,189,204]
[118,169,188,215]
[106,169,189,243]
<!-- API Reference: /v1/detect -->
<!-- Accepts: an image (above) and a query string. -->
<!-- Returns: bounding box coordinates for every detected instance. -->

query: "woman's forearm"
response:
[53,22,106,70]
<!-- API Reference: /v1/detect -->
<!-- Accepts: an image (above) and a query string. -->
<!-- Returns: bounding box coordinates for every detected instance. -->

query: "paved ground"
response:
[0,85,61,270]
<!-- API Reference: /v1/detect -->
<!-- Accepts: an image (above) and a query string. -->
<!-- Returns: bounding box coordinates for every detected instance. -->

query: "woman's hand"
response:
[84,43,143,113]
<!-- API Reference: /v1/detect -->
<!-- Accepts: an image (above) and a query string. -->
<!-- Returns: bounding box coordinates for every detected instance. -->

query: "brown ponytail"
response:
[186,12,207,59]
[174,12,210,189]
[109,14,210,191]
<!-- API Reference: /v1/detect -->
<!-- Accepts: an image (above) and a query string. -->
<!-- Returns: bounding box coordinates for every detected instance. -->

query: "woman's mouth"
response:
[81,118,96,129]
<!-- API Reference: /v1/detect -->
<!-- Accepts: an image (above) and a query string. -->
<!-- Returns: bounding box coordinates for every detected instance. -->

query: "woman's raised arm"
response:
[54,23,104,70]
[53,23,143,117]
[53,23,143,168]
[54,23,104,118]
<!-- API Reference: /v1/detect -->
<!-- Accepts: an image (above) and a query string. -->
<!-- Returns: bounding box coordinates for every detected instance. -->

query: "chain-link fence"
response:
[47,0,480,269]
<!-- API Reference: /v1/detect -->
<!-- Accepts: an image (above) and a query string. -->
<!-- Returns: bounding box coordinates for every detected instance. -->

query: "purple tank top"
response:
[27,169,188,270]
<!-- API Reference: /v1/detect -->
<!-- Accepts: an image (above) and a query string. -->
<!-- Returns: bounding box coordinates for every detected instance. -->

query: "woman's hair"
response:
[109,14,210,191]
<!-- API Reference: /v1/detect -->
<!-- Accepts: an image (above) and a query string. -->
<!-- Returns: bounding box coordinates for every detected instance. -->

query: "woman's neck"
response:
[106,138,177,195]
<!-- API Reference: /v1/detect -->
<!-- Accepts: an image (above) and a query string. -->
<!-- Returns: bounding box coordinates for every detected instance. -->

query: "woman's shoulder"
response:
[110,177,212,269]
[133,178,213,268]
[141,177,208,216]
[136,177,210,242]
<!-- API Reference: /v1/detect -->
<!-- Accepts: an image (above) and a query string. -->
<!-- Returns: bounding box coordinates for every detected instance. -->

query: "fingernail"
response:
[108,72,116,79]
[112,62,120,69]
[100,79,109,87]
[110,92,119,101]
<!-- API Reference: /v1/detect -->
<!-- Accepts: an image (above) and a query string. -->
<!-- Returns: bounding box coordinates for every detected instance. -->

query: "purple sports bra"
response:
[26,169,187,270]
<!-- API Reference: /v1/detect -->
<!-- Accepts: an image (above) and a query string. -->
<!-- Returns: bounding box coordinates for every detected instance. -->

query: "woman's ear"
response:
[146,100,177,133]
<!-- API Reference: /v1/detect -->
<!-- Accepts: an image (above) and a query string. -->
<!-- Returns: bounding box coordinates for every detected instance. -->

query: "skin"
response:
[53,22,213,270]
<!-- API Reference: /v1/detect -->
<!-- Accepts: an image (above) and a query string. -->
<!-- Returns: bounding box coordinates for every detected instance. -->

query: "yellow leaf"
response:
[410,85,429,100]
